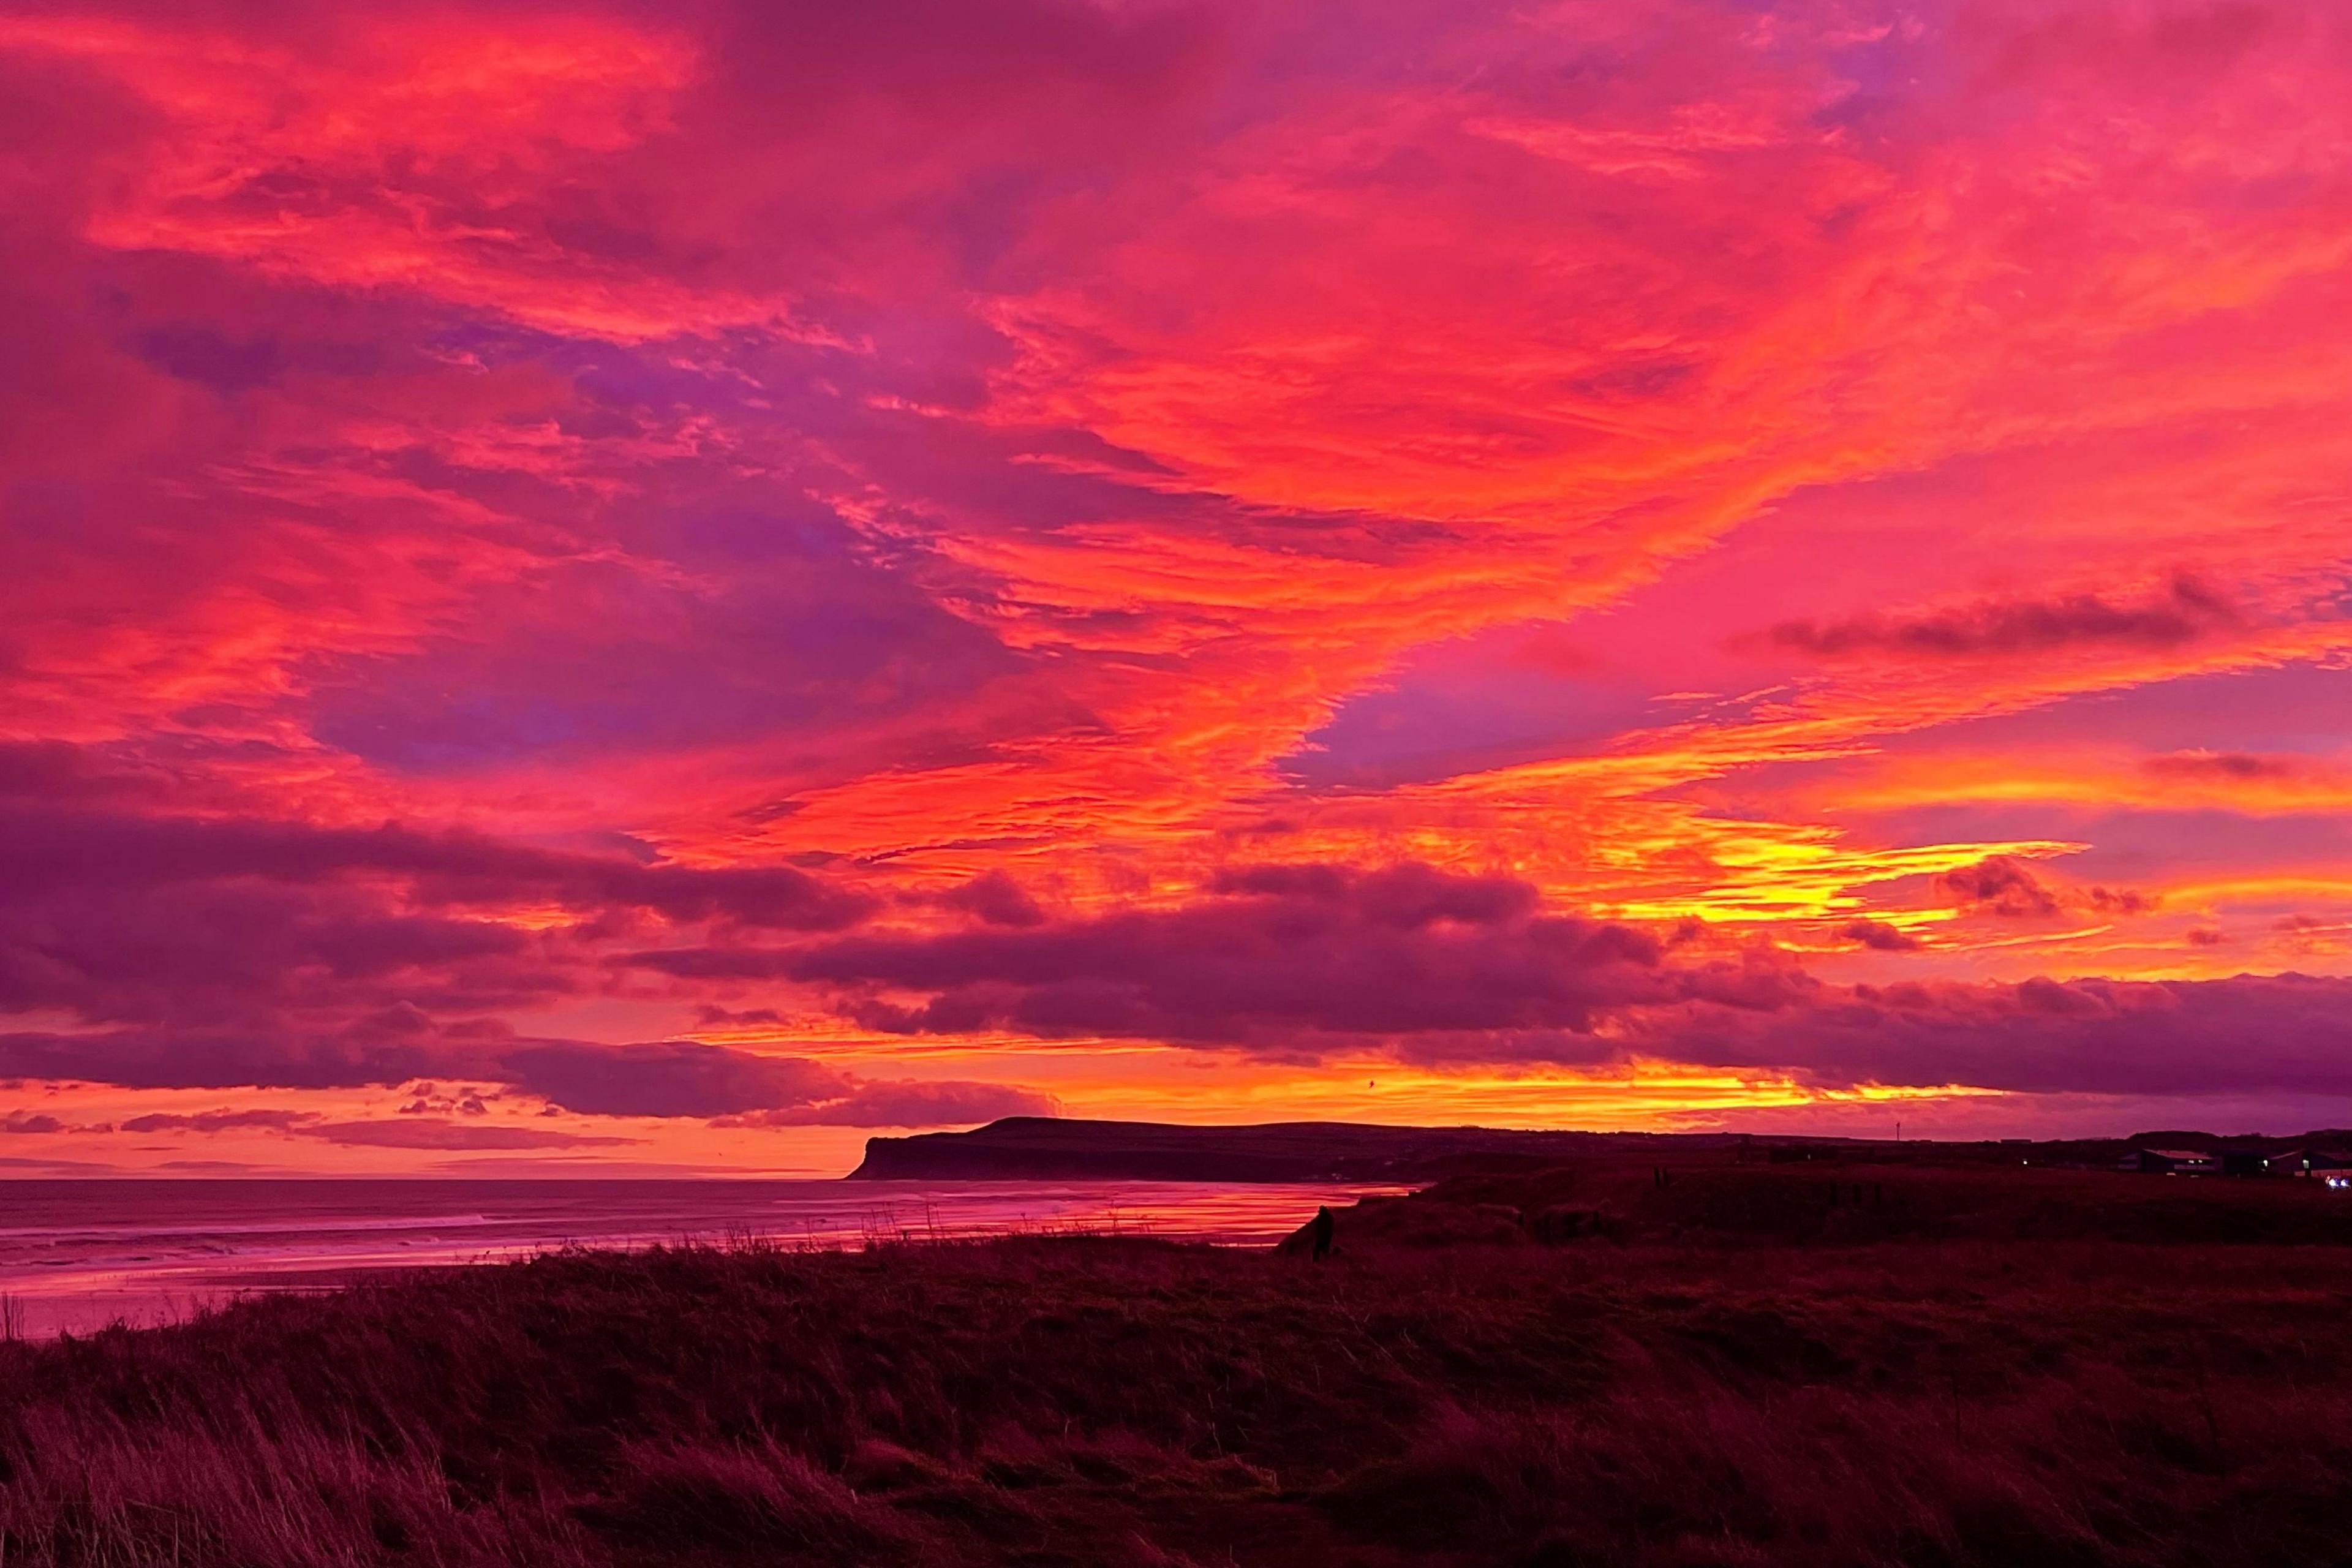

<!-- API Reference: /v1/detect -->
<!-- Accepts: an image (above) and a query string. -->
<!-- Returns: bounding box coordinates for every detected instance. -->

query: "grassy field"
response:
[6,1160,2352,1566]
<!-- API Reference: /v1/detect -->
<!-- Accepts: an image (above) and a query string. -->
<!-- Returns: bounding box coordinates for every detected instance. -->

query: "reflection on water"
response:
[0,1178,1392,1338]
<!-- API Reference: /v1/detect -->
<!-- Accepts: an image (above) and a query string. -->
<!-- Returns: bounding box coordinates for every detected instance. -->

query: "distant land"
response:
[847,1116,1716,1182]
[850,1116,2352,1183]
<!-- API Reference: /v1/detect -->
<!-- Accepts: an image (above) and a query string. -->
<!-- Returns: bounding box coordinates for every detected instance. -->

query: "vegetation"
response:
[6,1159,2352,1566]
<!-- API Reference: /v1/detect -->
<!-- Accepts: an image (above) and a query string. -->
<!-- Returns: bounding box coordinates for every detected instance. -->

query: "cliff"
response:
[846,1116,1741,1182]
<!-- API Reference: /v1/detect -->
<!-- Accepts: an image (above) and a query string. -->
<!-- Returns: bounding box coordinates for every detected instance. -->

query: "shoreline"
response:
[0,1176,1381,1341]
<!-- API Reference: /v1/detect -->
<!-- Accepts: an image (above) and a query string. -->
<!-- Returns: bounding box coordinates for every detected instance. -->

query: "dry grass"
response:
[5,1164,2352,1565]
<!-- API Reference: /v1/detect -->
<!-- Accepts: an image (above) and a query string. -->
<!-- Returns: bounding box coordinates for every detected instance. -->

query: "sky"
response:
[2,0,2350,1175]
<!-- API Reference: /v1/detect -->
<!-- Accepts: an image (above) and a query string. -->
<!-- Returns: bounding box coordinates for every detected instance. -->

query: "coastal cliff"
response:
[846,1115,1737,1182]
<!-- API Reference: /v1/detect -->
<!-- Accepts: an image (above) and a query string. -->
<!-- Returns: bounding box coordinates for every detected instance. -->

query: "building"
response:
[2128,1147,2217,1174]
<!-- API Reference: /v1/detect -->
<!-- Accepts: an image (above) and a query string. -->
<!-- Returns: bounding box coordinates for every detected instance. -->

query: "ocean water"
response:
[0,1178,1385,1339]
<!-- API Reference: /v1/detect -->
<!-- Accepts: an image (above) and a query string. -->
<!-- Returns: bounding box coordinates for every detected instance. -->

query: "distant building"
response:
[2274,1149,2352,1178]
[2128,1148,2217,1174]
[2220,1148,2276,1177]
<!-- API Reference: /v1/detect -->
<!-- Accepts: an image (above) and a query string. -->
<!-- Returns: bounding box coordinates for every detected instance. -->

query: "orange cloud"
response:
[6,0,2352,1164]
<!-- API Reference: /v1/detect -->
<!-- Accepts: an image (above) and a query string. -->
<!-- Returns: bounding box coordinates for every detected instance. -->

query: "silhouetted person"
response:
[1308,1205,1335,1261]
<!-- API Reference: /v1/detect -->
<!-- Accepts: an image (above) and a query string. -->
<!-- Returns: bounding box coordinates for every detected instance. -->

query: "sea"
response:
[0,1178,1386,1339]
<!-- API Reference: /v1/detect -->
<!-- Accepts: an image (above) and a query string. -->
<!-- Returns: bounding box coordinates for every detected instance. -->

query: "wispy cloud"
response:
[4,0,2352,1159]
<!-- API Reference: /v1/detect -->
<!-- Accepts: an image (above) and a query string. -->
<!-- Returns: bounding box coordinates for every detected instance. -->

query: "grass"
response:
[5,1161,2352,1565]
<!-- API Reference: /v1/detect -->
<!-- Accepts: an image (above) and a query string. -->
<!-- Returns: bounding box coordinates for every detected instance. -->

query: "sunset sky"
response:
[4,0,2350,1174]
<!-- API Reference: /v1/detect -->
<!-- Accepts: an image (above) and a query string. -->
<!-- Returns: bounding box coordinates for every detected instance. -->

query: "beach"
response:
[0,1178,1381,1338]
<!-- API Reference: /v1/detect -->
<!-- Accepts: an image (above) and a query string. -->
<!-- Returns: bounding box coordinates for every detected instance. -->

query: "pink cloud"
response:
[4,0,2352,1155]
[710,1079,1061,1129]
[303,1119,636,1151]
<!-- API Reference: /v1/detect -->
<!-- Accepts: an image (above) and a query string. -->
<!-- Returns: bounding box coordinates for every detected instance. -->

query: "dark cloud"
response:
[133,325,283,392]
[1764,575,2236,660]
[397,1085,491,1116]
[2,1027,1054,1133]
[119,1108,322,1134]
[0,788,877,1071]
[2143,750,2300,781]
[1937,856,2066,916]
[619,860,2352,1103]
[1933,856,2155,920]
[499,1039,850,1118]
[0,878,556,1030]
[937,872,1047,928]
[1,1111,66,1134]
[0,801,876,931]
[1839,919,1924,952]
[500,1039,1058,1128]
[693,1005,785,1027]
[639,863,1784,1047]
[0,1028,502,1094]
[0,741,172,802]
[1205,862,1541,928]
[1612,973,2352,1101]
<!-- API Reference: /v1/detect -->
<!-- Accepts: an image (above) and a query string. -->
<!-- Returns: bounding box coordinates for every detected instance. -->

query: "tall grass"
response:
[2,1224,2351,1565]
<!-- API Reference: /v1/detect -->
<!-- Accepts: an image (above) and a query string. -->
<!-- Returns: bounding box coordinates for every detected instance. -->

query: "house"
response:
[2129,1147,2217,1174]
[2274,1149,2352,1178]
[2220,1148,2278,1177]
